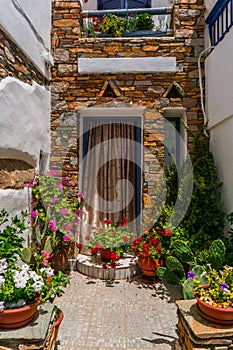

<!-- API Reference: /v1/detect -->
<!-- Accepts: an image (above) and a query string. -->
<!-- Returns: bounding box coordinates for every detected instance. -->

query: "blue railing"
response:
[206,0,233,46]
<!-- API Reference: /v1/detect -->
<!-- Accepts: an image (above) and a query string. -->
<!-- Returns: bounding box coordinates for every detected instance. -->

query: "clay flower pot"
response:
[0,294,42,329]
[138,254,162,277]
[195,286,233,325]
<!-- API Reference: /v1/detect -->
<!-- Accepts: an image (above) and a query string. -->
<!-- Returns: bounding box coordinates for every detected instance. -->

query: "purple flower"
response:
[75,210,83,216]
[187,271,195,280]
[220,282,229,291]
[60,208,68,215]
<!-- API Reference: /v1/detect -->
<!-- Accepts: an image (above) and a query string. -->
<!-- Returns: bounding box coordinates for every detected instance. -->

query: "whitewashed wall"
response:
[0,0,52,78]
[0,1,51,217]
[205,18,233,213]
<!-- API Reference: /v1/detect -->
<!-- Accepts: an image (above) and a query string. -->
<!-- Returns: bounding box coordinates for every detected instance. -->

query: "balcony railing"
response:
[82,7,173,38]
[206,0,233,46]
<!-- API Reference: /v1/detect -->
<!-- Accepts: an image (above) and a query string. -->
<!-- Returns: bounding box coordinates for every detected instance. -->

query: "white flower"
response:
[32,279,44,292]
[0,301,4,312]
[45,267,54,278]
[13,270,29,288]
[0,259,8,274]
[0,275,5,287]
[30,270,42,282]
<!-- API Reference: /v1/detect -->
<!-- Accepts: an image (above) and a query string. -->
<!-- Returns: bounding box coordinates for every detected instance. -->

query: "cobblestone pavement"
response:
[55,271,181,350]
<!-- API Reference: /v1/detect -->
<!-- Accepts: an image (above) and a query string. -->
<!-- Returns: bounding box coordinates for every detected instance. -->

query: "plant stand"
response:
[0,304,62,350]
[176,299,233,350]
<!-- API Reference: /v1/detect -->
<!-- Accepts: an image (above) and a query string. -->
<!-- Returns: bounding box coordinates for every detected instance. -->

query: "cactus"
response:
[208,239,226,270]
[182,265,208,299]
[166,256,185,278]
[157,267,182,285]
[173,240,195,264]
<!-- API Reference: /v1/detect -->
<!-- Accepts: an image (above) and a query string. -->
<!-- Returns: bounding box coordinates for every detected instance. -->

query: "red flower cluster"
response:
[132,227,172,261]
[92,16,100,31]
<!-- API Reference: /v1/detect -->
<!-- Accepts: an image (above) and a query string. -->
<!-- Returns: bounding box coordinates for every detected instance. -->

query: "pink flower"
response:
[44,259,49,266]
[75,210,83,216]
[63,235,71,242]
[62,177,69,184]
[47,170,57,176]
[98,228,104,234]
[69,181,74,186]
[85,235,91,241]
[57,184,64,190]
[77,193,84,199]
[51,225,57,232]
[60,208,68,215]
[28,182,34,188]
[48,220,56,227]
[42,251,51,259]
[51,197,57,203]
[30,211,37,218]
[64,224,72,231]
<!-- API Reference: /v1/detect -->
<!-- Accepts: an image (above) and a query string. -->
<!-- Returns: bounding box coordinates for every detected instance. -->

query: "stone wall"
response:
[51,0,205,221]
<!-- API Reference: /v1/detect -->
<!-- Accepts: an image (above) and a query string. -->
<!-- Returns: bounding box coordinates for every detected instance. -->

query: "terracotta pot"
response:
[0,294,42,329]
[138,254,162,277]
[47,309,64,350]
[101,248,112,262]
[195,286,233,325]
[50,244,70,273]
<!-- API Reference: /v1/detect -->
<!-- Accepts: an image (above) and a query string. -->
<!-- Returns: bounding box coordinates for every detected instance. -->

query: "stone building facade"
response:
[51,0,205,228]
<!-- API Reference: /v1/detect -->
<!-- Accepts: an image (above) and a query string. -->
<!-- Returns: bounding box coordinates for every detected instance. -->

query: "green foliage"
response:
[0,208,70,311]
[160,128,226,254]
[135,13,154,30]
[157,267,182,285]
[100,13,127,37]
[89,219,135,258]
[208,239,226,270]
[0,209,28,263]
[166,256,185,278]
[182,265,208,299]
[30,171,83,257]
[172,241,195,265]
[194,265,233,307]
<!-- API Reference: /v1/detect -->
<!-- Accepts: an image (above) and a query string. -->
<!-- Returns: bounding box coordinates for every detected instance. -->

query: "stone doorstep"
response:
[176,300,233,347]
[0,304,55,350]
[75,253,140,280]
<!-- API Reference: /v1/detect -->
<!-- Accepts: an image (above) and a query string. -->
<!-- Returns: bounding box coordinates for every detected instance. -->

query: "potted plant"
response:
[134,13,154,31]
[86,218,135,269]
[194,265,233,324]
[0,209,69,329]
[132,227,172,277]
[99,13,128,37]
[29,170,84,272]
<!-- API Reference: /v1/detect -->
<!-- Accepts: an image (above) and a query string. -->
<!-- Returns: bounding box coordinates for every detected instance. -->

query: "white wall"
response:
[206,26,233,213]
[0,0,51,78]
[0,77,50,168]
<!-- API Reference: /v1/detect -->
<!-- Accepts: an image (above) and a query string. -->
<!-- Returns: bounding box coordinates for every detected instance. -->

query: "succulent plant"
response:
[208,239,226,270]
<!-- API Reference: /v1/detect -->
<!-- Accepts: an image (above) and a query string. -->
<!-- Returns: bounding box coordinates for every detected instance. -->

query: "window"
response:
[98,0,151,10]
[164,108,187,171]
